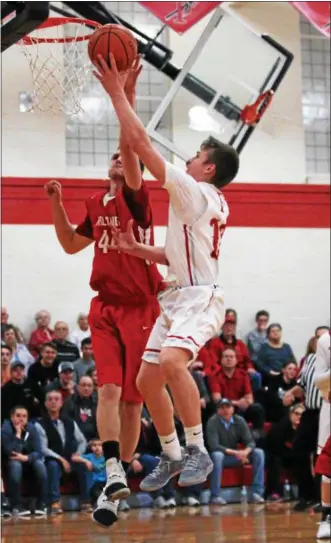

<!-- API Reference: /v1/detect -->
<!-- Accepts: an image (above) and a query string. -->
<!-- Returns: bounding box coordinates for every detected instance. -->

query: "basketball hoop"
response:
[18,17,101,115]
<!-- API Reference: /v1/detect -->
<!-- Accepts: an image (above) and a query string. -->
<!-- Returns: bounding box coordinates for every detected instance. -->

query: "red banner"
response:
[290,1,330,37]
[139,1,222,34]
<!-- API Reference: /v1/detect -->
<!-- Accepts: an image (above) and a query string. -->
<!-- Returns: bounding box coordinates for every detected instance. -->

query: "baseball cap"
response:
[58,362,74,374]
[10,360,25,370]
[216,398,233,408]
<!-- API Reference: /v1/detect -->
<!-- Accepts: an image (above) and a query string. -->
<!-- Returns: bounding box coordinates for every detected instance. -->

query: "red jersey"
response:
[76,182,163,305]
[206,335,254,375]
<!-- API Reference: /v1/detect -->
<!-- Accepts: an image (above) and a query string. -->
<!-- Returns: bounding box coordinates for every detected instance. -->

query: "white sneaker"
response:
[165,498,176,508]
[92,491,119,528]
[317,515,331,539]
[187,496,200,507]
[154,496,168,509]
[104,459,130,501]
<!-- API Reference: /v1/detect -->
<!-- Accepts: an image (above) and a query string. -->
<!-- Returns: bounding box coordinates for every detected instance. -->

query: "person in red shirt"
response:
[45,60,162,528]
[208,347,265,436]
[29,310,54,358]
[207,314,262,392]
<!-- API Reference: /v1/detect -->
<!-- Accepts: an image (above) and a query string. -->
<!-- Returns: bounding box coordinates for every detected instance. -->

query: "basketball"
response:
[88,24,138,72]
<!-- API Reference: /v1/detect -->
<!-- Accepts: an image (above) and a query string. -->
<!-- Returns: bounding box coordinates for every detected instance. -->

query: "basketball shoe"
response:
[104,458,131,501]
[140,450,186,492]
[92,491,119,528]
[178,445,213,486]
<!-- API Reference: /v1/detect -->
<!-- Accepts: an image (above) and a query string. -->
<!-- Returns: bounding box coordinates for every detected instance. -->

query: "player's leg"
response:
[88,299,127,528]
[316,414,331,539]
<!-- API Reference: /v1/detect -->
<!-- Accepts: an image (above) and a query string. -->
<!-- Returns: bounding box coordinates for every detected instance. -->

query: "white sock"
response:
[184,424,207,452]
[159,431,182,461]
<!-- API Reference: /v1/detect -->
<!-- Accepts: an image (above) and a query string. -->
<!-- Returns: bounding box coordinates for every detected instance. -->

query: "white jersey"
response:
[314,331,331,400]
[163,162,229,287]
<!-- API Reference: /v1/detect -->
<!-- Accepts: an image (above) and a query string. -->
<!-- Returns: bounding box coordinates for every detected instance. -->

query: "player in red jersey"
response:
[45,59,163,528]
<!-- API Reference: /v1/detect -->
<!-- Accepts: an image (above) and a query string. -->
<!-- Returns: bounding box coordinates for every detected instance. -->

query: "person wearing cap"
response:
[45,362,77,401]
[206,314,262,393]
[206,398,265,505]
[1,360,45,422]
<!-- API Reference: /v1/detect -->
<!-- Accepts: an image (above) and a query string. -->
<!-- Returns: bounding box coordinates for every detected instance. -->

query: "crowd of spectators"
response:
[1,305,329,516]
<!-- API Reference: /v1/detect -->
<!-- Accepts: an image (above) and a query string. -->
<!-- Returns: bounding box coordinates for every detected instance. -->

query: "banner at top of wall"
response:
[139,1,222,33]
[290,1,330,37]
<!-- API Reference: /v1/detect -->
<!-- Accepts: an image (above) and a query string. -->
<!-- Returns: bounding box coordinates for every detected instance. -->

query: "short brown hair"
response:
[201,136,239,189]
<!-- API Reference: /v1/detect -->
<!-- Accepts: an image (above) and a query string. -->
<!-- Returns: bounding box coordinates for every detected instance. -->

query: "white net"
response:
[19,19,98,115]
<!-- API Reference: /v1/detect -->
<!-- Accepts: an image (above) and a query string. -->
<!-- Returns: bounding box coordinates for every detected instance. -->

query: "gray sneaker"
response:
[178,445,213,487]
[250,493,265,504]
[140,452,186,492]
[211,496,227,506]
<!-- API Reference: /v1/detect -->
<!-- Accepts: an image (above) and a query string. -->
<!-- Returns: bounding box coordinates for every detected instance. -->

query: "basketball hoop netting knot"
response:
[18,17,100,115]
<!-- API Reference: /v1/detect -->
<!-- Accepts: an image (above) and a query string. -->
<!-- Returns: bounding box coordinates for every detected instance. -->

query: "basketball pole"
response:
[146,5,225,161]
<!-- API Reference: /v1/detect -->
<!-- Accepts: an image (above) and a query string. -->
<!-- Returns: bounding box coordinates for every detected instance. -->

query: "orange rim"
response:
[19,17,101,45]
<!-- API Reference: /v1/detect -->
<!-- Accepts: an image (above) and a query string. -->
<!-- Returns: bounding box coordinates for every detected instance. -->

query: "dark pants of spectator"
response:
[292,408,320,502]
[6,459,48,508]
[236,403,265,430]
[249,372,262,393]
[45,459,89,505]
[139,454,175,500]
[265,449,296,496]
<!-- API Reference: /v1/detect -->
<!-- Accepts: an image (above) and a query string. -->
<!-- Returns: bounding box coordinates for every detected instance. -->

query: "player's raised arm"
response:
[93,54,166,186]
[119,56,144,192]
[45,181,93,255]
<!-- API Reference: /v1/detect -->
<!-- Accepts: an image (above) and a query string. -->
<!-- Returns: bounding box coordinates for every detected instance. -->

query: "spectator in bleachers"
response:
[1,406,48,516]
[62,376,98,441]
[52,321,80,364]
[1,307,25,344]
[264,403,305,501]
[246,310,270,364]
[73,337,94,383]
[206,398,265,505]
[45,362,77,401]
[263,360,298,422]
[70,313,90,351]
[2,325,34,374]
[207,315,262,392]
[35,391,89,514]
[282,337,322,511]
[28,342,59,389]
[79,438,106,509]
[1,345,12,385]
[1,361,44,422]
[29,310,54,358]
[255,324,295,385]
[315,325,330,339]
[208,348,265,438]
[86,366,98,390]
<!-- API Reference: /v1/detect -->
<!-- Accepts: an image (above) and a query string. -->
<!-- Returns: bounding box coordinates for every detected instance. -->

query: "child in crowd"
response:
[82,439,106,507]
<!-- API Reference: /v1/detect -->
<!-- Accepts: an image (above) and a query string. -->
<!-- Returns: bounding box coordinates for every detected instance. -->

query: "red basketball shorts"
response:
[315,436,331,478]
[88,296,159,402]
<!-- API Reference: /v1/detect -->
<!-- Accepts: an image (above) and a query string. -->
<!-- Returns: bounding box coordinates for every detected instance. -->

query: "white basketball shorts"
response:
[318,400,331,453]
[142,284,225,364]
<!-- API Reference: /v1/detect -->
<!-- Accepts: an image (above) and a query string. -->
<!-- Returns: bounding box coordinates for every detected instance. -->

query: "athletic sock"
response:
[321,503,331,521]
[102,440,120,462]
[159,431,182,461]
[122,461,130,474]
[184,424,207,452]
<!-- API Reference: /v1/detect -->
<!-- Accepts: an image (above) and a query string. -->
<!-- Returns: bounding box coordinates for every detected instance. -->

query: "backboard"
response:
[145,4,293,160]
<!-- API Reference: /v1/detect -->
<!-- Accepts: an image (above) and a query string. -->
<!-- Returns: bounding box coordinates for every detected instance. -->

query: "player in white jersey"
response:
[314,331,331,540]
[93,54,239,491]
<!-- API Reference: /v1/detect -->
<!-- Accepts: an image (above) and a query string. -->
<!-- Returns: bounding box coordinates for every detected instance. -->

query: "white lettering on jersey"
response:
[95,216,120,227]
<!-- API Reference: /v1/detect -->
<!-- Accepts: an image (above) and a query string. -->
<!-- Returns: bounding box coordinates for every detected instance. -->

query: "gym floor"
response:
[2,503,319,543]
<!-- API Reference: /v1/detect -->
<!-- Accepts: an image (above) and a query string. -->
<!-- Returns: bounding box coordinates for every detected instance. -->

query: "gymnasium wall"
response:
[1,4,330,360]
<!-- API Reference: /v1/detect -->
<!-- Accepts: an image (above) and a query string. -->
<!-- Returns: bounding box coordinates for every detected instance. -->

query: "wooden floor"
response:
[2,504,320,543]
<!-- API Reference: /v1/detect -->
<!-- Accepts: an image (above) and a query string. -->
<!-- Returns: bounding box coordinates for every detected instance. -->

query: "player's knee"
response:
[121,401,142,420]
[98,383,121,404]
[136,362,163,396]
[159,348,191,380]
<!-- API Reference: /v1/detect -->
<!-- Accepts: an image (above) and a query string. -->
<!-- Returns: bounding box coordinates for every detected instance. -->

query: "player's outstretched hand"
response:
[45,180,62,204]
[124,55,143,97]
[93,53,126,96]
[110,219,138,254]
